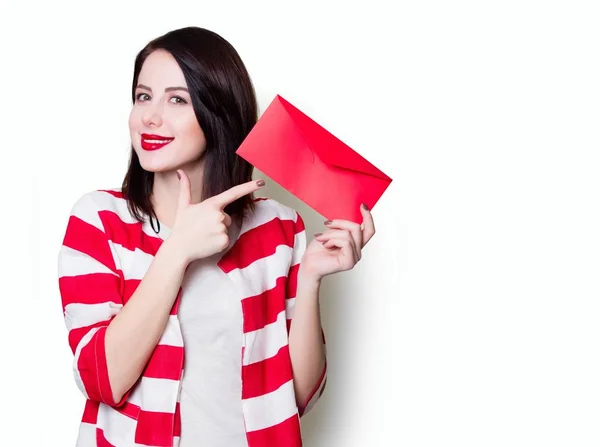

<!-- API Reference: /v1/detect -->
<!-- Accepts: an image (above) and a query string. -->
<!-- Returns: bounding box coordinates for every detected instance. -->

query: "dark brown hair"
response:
[122,26,257,227]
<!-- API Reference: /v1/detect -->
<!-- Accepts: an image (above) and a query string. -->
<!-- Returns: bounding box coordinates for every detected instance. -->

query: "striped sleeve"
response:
[285,211,328,417]
[57,192,128,407]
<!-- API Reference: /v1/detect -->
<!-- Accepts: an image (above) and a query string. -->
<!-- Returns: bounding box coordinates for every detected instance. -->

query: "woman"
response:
[58,26,375,447]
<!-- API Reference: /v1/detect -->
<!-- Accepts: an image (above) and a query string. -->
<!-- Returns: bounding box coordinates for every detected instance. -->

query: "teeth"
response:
[144,139,173,144]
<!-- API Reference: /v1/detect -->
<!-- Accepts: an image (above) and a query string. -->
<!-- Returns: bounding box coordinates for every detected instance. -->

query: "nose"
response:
[141,102,163,128]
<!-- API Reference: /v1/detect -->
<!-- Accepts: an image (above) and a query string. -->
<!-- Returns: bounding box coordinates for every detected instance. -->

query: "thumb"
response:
[177,169,191,212]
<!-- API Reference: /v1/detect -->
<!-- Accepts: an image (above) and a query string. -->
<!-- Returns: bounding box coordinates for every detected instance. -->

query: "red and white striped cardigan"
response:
[57,188,327,447]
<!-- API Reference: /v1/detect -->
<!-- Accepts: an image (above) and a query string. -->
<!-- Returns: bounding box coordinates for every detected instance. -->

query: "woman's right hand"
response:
[170,169,265,264]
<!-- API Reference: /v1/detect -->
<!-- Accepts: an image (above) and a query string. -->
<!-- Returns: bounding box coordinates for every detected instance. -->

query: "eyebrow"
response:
[136,84,189,93]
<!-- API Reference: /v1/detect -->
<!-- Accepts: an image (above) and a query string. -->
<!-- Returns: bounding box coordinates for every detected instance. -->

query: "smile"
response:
[141,133,174,151]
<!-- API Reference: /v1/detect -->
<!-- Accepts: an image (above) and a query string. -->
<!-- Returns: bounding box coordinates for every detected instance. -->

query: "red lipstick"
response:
[141,133,174,151]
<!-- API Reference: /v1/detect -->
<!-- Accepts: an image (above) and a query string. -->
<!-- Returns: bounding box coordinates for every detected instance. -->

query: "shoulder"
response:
[69,187,124,214]
[67,187,134,231]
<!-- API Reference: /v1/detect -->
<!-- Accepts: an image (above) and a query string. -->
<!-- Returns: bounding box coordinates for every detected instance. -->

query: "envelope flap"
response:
[277,95,392,181]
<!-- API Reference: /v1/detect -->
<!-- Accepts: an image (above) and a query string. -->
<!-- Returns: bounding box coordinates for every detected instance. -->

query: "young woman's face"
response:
[129,49,206,173]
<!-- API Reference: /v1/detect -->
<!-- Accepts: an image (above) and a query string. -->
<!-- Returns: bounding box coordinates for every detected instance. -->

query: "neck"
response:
[151,159,205,228]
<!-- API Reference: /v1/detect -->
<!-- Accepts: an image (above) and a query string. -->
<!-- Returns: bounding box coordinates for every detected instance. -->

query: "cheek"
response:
[128,109,140,133]
[175,112,206,145]
[128,110,143,153]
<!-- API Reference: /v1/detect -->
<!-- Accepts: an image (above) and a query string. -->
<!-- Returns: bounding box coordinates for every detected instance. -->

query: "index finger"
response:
[210,179,265,209]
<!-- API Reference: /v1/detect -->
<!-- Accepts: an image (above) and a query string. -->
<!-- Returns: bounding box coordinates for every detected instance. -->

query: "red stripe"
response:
[135,410,174,446]
[96,429,117,447]
[174,402,181,437]
[242,276,286,333]
[293,212,305,233]
[81,400,99,424]
[63,216,117,272]
[114,400,141,420]
[142,345,184,380]
[85,326,131,407]
[76,327,105,402]
[286,263,300,298]
[99,189,124,199]
[60,273,121,309]
[68,321,109,355]
[285,264,301,335]
[122,278,141,304]
[246,413,302,447]
[96,326,123,406]
[242,345,293,399]
[84,396,140,425]
[298,361,327,416]
[219,218,295,273]
[99,209,163,256]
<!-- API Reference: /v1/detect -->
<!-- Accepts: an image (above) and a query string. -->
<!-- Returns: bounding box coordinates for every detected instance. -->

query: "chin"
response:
[139,155,201,174]
[138,160,177,173]
[134,153,172,173]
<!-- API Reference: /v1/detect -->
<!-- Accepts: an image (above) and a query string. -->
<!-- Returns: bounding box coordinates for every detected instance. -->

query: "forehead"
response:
[138,50,187,87]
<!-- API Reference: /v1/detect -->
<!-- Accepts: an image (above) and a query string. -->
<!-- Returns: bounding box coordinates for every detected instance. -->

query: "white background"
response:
[2,0,599,445]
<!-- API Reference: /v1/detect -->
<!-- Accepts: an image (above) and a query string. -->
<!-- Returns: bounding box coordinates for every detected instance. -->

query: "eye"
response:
[135,93,150,102]
[170,95,188,105]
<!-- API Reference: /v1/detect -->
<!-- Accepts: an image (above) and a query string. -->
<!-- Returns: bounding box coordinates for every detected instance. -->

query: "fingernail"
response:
[256,179,265,187]
[177,171,181,180]
[324,220,332,225]
[314,233,323,237]
[361,203,370,211]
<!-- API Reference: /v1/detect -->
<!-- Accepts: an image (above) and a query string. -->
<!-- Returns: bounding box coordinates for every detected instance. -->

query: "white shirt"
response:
[160,221,248,447]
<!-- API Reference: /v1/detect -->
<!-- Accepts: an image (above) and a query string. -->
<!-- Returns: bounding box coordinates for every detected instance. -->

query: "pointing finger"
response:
[210,179,265,209]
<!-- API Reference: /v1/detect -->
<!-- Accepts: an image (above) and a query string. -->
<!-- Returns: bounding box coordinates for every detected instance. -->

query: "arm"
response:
[287,204,376,415]
[58,193,187,406]
[103,238,186,403]
[286,212,328,416]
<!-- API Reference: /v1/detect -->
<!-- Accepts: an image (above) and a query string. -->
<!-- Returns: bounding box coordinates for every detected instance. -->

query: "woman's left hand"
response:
[300,204,376,282]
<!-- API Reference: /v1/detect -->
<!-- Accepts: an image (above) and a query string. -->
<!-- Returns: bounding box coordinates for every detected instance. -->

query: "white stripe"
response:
[173,436,181,447]
[303,372,327,415]
[158,315,184,347]
[291,230,306,265]
[242,379,298,432]
[64,302,121,331]
[69,192,105,231]
[109,242,155,281]
[239,199,297,236]
[58,246,117,277]
[228,244,293,297]
[96,404,137,446]
[128,376,180,413]
[285,297,296,319]
[243,309,288,365]
[91,189,161,239]
[72,327,101,399]
[75,422,96,447]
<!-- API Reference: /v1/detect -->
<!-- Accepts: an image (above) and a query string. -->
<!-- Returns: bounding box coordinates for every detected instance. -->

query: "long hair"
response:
[122,26,258,226]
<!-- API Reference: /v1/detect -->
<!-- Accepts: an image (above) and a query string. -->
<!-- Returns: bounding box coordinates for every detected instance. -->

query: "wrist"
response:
[160,236,190,270]
[297,264,322,292]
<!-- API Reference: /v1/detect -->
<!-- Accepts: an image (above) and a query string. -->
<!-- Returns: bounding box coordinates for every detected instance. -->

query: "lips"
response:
[141,133,174,151]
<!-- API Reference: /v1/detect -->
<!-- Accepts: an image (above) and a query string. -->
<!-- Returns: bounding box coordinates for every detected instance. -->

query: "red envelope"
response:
[236,95,393,223]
